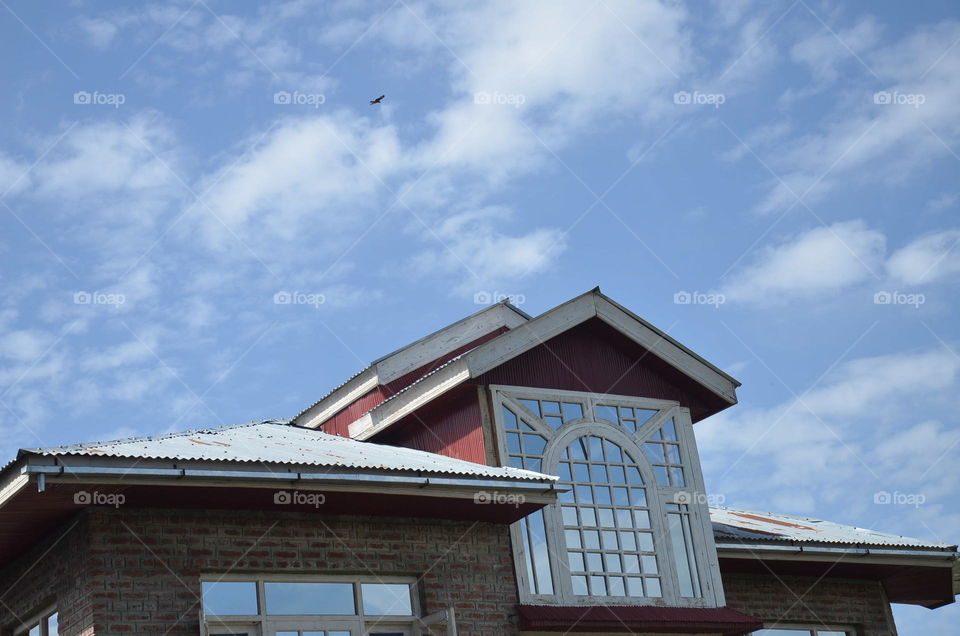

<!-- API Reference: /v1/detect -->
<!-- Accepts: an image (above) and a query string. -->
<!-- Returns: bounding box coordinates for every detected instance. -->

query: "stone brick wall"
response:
[0,515,95,636]
[84,508,519,636]
[723,572,899,636]
[1,507,909,636]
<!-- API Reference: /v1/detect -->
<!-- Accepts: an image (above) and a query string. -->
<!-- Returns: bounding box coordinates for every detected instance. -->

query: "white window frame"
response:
[489,384,725,608]
[199,573,424,636]
[13,606,58,636]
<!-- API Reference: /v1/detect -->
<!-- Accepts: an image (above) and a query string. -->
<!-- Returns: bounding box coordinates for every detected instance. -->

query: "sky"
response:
[1,0,958,632]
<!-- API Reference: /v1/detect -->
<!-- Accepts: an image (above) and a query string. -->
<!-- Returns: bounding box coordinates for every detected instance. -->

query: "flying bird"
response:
[369,95,385,105]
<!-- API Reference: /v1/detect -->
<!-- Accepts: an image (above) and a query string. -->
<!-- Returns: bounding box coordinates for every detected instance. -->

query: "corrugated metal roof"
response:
[21,420,554,482]
[711,506,955,549]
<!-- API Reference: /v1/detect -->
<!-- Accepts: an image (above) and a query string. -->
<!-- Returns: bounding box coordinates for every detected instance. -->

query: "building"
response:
[0,289,955,635]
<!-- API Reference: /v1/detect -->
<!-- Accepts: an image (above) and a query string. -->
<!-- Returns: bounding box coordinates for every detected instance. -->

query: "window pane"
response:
[47,614,59,636]
[265,582,355,614]
[595,405,618,423]
[361,583,413,615]
[519,399,540,415]
[202,581,258,615]
[528,510,555,595]
[29,627,40,636]
[563,402,583,420]
[668,513,701,597]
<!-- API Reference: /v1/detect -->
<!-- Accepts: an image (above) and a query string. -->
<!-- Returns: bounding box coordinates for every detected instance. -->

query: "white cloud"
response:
[789,17,882,84]
[31,115,179,200]
[887,230,960,285]
[699,348,960,516]
[78,17,120,49]
[746,21,960,215]
[411,206,566,294]
[412,0,690,176]
[720,220,885,303]
[192,113,401,250]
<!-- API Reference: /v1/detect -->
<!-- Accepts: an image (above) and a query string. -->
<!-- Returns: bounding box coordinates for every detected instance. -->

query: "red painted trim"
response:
[517,604,763,634]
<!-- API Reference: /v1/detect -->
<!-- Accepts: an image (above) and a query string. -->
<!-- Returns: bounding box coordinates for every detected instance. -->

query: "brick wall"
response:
[0,514,95,636]
[722,572,899,636]
[83,508,520,636]
[1,508,908,636]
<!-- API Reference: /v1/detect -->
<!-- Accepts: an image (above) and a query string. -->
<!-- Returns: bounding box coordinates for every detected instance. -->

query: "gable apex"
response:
[335,289,740,440]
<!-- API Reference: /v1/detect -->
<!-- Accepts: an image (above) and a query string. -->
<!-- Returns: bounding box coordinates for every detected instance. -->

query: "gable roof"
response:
[327,288,741,440]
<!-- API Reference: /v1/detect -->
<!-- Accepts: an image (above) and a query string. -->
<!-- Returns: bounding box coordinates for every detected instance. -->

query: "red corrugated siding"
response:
[374,385,487,464]
[477,318,729,422]
[318,329,509,437]
[318,387,388,437]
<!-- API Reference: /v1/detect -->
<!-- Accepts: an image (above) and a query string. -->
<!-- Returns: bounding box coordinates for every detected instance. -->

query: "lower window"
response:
[14,609,58,636]
[201,576,418,636]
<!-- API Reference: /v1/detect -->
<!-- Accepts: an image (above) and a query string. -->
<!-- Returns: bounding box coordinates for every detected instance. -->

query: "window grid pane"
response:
[559,435,661,598]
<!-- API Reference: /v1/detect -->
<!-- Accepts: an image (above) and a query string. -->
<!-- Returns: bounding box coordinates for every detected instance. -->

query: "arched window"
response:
[556,434,662,598]
[493,386,721,607]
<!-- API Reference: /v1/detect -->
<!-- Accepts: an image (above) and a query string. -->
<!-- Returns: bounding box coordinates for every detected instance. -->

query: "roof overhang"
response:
[0,454,557,570]
[348,289,740,440]
[716,541,959,608]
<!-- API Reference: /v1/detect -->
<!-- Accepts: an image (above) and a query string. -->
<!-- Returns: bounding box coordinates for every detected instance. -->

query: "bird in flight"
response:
[369,95,385,105]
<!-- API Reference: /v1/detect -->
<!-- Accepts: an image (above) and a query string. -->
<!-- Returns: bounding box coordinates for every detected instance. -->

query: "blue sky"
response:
[1,0,958,631]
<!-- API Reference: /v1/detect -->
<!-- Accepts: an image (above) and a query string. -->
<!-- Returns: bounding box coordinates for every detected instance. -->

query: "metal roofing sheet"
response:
[21,420,554,482]
[711,506,954,549]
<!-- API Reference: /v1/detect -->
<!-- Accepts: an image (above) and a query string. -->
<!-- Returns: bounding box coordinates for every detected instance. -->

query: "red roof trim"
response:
[517,604,763,634]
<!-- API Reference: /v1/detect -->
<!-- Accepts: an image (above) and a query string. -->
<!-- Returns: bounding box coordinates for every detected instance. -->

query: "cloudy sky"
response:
[1,0,958,631]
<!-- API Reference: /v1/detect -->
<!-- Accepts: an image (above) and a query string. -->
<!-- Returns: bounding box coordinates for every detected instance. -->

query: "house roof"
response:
[330,289,742,440]
[19,420,553,482]
[711,506,956,551]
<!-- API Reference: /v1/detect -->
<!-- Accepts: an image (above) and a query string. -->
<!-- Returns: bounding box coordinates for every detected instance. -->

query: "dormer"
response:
[294,289,740,609]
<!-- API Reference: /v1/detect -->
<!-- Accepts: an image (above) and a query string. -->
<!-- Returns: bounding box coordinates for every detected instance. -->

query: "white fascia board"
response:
[301,304,528,430]
[374,303,528,384]
[351,295,599,440]
[350,359,473,439]
[715,543,958,566]
[298,373,380,429]
[465,294,598,376]
[0,470,29,509]
[595,296,739,404]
